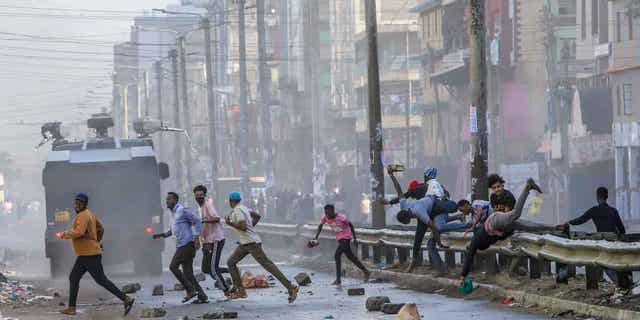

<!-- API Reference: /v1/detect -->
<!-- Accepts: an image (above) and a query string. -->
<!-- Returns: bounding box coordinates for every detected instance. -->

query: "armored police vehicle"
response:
[42,114,169,277]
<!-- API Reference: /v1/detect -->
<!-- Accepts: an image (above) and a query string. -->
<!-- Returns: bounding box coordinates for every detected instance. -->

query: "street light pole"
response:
[202,17,219,193]
[237,0,250,199]
[152,8,219,194]
[257,0,274,197]
[179,37,194,188]
[169,49,184,193]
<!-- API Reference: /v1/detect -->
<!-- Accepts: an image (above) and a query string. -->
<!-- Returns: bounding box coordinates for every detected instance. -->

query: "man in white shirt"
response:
[225,192,299,303]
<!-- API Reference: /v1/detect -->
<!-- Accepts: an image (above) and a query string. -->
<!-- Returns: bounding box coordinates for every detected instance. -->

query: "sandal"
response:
[288,285,299,304]
[229,289,247,299]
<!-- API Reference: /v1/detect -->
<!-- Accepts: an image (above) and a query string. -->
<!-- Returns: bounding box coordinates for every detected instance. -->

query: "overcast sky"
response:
[0,0,174,173]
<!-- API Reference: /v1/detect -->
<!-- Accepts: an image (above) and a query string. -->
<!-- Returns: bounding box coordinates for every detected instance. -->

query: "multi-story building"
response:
[352,0,421,189]
[566,0,615,221]
[408,0,467,197]
[610,0,640,224]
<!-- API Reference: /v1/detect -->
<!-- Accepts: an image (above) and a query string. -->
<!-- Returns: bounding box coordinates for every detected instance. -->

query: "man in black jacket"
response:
[560,187,626,284]
[561,187,625,235]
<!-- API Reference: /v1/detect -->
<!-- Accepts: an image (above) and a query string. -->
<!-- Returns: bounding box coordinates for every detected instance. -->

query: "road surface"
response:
[2,264,553,320]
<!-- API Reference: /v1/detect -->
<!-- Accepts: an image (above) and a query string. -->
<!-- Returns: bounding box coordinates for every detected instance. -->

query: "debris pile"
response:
[242,272,269,289]
[0,279,52,306]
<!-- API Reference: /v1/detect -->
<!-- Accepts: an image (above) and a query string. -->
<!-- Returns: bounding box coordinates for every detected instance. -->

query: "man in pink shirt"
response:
[193,185,229,294]
[313,204,370,285]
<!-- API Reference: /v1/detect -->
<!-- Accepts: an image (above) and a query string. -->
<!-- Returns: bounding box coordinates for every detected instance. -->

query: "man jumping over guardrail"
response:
[386,165,470,273]
[459,178,565,287]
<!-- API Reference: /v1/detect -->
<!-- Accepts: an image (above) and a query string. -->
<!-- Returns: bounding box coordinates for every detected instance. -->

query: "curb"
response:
[372,269,640,320]
[296,257,640,320]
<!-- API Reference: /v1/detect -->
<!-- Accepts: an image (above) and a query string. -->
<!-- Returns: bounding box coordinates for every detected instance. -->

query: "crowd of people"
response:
[53,166,628,316]
[56,186,298,316]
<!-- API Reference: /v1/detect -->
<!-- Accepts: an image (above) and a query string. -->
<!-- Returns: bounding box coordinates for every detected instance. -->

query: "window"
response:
[581,0,586,40]
[617,85,622,116]
[617,12,622,42]
[592,0,599,35]
[426,14,431,37]
[628,9,634,40]
[623,84,633,115]
[559,0,577,15]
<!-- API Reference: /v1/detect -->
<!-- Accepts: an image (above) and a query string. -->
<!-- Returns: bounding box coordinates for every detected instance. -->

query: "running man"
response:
[152,192,207,304]
[225,192,299,303]
[313,204,370,285]
[193,185,230,295]
[58,193,134,316]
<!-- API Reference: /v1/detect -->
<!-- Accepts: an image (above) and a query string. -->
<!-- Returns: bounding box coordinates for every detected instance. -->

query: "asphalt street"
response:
[0,262,554,320]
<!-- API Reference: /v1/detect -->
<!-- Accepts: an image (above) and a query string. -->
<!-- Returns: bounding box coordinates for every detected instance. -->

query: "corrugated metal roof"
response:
[407,0,441,13]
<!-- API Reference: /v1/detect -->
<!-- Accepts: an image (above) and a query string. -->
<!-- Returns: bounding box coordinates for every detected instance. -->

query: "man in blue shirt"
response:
[152,192,207,303]
[389,168,468,273]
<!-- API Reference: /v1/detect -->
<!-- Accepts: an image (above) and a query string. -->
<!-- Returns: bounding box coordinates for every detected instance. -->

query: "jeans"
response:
[227,243,293,290]
[411,220,429,263]
[169,242,205,296]
[335,239,367,281]
[68,254,126,307]
[426,238,445,272]
[433,213,470,232]
[202,240,229,292]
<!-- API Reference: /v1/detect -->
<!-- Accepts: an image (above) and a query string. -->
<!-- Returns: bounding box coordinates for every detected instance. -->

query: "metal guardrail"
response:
[256,222,640,271]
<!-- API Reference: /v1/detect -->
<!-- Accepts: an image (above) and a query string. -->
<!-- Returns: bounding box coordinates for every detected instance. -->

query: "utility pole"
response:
[202,16,218,192]
[237,0,250,198]
[405,29,412,167]
[365,0,385,230]
[154,61,164,158]
[179,37,193,188]
[154,61,164,122]
[143,71,150,117]
[169,49,184,193]
[469,0,489,201]
[257,0,274,193]
[122,86,129,138]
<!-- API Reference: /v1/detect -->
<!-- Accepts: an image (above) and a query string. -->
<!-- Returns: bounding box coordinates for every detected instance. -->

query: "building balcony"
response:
[430,48,469,86]
[609,40,640,73]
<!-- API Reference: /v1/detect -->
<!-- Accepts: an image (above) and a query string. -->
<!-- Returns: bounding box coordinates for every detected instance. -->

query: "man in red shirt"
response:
[313,204,370,285]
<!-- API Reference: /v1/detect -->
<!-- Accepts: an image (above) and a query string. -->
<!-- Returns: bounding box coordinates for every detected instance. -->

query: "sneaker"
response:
[192,297,209,304]
[229,288,247,300]
[182,291,198,303]
[331,279,342,286]
[288,285,299,304]
[60,307,76,316]
[527,178,543,194]
[363,270,371,282]
[123,296,135,316]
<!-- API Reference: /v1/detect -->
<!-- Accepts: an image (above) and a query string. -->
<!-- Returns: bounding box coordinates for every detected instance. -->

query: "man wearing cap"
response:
[225,192,299,303]
[152,192,207,304]
[59,193,134,316]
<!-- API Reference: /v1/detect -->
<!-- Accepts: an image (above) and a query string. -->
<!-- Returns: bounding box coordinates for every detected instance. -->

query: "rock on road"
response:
[1,264,552,320]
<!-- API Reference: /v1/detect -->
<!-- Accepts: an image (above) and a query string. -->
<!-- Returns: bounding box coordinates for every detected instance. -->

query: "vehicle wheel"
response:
[134,252,162,276]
